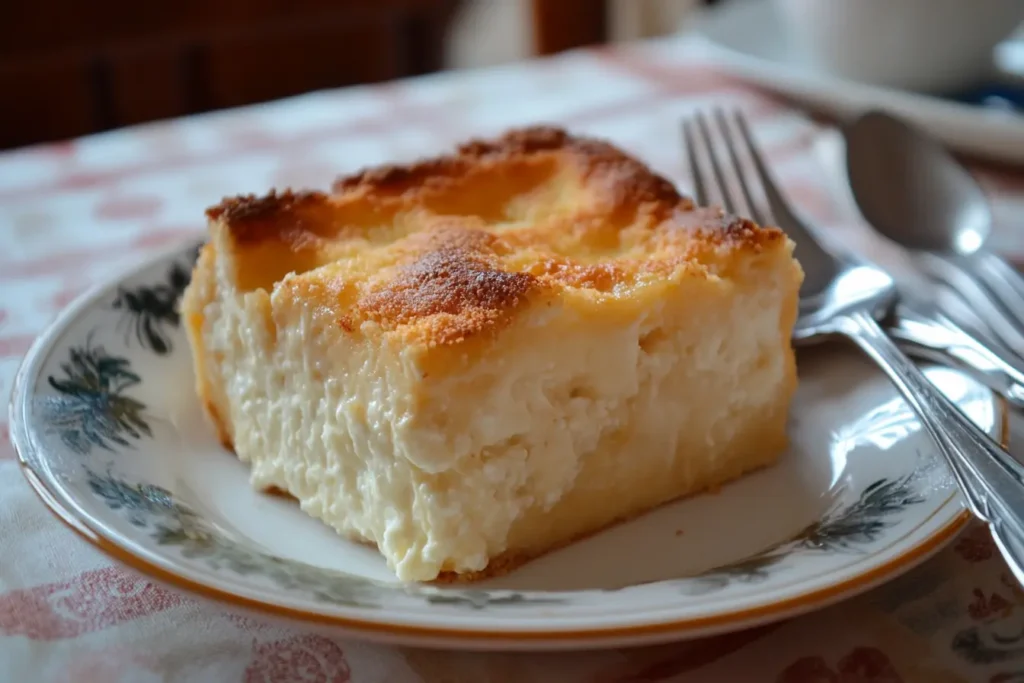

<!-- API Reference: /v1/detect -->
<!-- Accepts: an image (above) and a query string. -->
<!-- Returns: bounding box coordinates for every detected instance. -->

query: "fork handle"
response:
[841,309,1024,547]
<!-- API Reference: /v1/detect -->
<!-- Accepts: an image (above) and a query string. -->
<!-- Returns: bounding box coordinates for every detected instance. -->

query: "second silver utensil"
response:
[889,301,1024,408]
[843,110,1024,358]
[683,109,1024,582]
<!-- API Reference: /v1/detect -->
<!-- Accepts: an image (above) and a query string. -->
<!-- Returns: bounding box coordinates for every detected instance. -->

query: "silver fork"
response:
[683,109,1024,585]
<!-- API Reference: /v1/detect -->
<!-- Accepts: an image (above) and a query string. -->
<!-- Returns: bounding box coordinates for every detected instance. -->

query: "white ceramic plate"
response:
[10,241,1002,651]
[688,0,1024,165]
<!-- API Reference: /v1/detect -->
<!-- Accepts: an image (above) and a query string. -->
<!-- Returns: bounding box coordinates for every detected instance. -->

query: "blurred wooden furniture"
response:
[0,0,461,149]
[531,0,610,56]
[530,0,721,55]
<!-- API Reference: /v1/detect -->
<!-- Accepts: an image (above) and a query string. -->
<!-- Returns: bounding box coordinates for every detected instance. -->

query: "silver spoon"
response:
[684,108,1024,583]
[843,110,1024,356]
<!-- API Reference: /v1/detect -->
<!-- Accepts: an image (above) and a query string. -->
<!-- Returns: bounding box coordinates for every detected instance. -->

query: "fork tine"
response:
[731,110,796,229]
[713,108,769,227]
[727,110,844,288]
[694,111,738,215]
[681,118,709,207]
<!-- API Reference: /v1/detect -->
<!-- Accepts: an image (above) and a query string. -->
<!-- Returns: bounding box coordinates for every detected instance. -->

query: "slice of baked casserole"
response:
[181,127,804,582]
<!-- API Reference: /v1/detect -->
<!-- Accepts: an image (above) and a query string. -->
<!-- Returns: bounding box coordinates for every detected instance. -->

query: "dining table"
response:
[3,34,1024,683]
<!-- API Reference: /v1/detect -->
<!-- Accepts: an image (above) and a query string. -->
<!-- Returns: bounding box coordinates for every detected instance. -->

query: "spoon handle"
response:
[914,251,1024,357]
[842,310,1024,551]
[991,518,1024,590]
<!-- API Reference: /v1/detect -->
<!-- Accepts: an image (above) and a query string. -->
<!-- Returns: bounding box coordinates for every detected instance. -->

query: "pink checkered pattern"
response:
[3,38,1024,682]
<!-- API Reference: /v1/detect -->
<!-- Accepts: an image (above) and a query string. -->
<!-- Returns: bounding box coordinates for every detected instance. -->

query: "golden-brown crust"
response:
[357,245,538,346]
[205,190,340,262]
[667,209,785,251]
[204,126,790,349]
[207,190,327,234]
[333,126,682,209]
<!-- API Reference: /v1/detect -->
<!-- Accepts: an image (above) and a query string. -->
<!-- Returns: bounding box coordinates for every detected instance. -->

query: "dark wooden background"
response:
[1,0,718,150]
[1,0,462,149]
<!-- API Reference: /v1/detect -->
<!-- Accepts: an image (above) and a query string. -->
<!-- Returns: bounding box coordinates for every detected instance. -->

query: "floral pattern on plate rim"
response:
[20,240,957,611]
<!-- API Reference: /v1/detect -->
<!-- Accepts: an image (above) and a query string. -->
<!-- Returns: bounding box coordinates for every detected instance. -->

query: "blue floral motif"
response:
[675,474,924,595]
[86,470,565,609]
[111,241,202,355]
[42,339,151,455]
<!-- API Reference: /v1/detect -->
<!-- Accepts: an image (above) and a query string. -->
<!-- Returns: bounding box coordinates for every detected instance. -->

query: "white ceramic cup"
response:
[773,0,1024,93]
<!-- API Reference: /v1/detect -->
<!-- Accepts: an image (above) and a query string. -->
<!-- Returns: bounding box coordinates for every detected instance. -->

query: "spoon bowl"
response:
[844,110,992,255]
[843,110,1024,355]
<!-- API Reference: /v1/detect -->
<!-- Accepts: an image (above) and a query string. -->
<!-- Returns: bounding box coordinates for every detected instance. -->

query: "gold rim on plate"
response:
[7,243,1006,644]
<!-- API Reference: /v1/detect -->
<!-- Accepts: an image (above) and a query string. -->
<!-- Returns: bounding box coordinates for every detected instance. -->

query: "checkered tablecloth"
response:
[4,36,1024,682]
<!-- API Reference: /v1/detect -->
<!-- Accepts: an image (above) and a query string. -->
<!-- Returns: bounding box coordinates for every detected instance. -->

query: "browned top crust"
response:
[203,126,791,347]
[207,189,325,225]
[332,127,681,208]
[357,243,537,346]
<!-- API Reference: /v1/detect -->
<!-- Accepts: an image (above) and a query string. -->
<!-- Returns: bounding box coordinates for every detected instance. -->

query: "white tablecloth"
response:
[3,37,1024,682]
